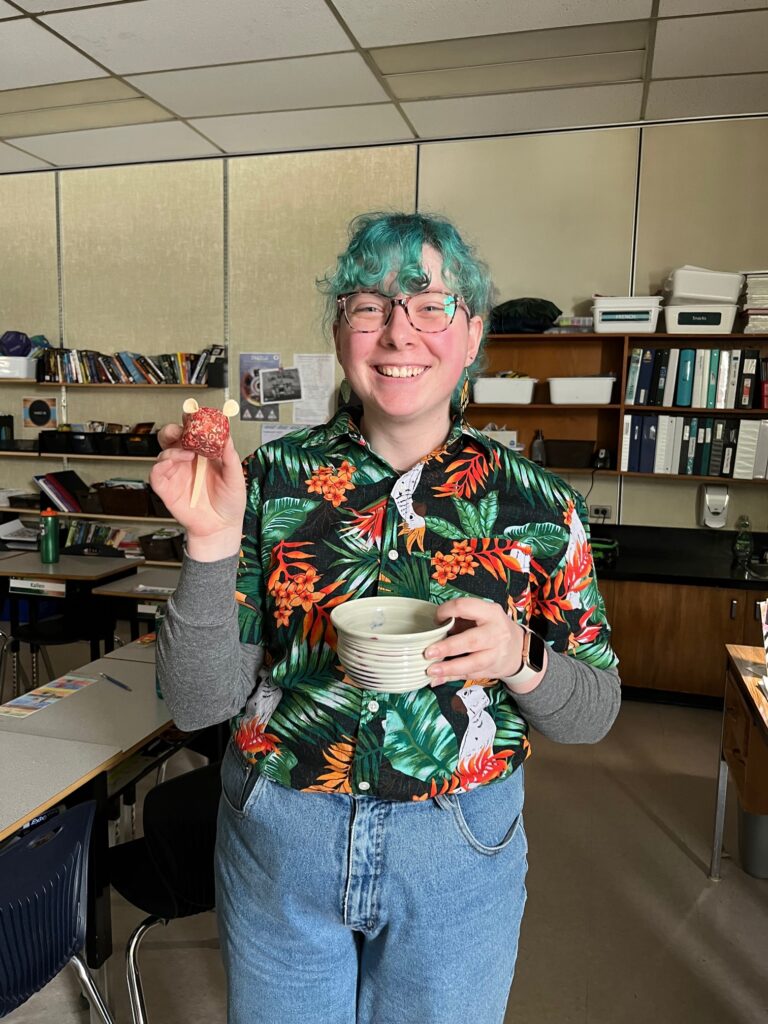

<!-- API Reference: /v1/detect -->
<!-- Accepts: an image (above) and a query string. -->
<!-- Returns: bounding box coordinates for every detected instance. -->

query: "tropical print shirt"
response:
[234,407,617,802]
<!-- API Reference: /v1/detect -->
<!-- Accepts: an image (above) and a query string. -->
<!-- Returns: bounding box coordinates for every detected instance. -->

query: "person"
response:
[153,211,621,1024]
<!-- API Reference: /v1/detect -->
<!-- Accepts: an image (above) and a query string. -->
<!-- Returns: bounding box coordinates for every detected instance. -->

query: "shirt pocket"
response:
[427,537,532,620]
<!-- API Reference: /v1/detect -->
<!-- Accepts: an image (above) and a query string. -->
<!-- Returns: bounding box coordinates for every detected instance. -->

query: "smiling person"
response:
[153,211,621,1024]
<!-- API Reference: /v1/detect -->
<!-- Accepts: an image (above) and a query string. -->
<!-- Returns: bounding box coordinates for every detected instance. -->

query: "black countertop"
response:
[591,525,768,591]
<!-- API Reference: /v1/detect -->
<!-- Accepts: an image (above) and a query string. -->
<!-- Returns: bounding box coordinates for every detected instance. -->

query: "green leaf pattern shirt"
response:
[234,408,617,802]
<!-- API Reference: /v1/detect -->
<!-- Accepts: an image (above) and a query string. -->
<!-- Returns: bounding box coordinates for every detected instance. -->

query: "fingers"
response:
[158,422,183,449]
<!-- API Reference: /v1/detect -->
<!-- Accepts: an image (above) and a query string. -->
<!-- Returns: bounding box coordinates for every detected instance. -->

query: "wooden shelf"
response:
[0,379,215,387]
[6,508,174,524]
[469,403,621,411]
[0,451,156,461]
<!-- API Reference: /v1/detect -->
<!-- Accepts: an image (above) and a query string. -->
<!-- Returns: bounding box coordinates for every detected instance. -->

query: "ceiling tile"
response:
[653,11,768,77]
[659,1,767,14]
[17,0,135,9]
[332,0,653,48]
[128,53,388,118]
[0,140,52,171]
[12,120,221,167]
[0,78,138,115]
[0,1,20,18]
[0,19,107,90]
[403,83,643,138]
[388,51,644,102]
[646,74,768,118]
[42,0,353,75]
[189,104,413,153]
[371,22,649,75]
[0,97,173,139]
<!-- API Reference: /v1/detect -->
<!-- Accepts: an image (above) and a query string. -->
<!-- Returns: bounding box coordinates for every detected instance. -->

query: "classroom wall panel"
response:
[227,144,416,454]
[634,119,768,294]
[416,128,639,315]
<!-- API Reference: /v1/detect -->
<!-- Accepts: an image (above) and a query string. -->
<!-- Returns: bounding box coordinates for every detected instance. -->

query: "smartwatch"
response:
[503,626,546,688]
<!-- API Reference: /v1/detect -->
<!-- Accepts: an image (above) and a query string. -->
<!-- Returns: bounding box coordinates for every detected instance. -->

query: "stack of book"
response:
[620,414,768,479]
[36,345,222,385]
[33,470,91,512]
[624,346,766,411]
[743,272,768,335]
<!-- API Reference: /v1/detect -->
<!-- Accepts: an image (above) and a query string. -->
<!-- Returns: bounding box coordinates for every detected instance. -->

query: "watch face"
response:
[527,631,546,673]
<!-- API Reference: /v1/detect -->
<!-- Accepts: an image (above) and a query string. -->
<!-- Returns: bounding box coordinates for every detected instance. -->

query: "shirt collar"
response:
[326,405,496,460]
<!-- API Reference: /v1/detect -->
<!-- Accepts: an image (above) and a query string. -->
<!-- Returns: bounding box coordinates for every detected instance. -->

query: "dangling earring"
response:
[459,370,471,415]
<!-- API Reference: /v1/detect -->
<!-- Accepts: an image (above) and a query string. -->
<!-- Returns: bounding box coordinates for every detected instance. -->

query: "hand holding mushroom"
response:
[182,398,239,507]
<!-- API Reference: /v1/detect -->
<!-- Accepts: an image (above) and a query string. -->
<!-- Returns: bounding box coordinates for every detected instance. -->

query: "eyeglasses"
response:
[337,291,469,334]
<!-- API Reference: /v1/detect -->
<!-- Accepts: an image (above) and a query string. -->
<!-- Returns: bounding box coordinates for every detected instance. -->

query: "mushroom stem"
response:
[190,453,208,508]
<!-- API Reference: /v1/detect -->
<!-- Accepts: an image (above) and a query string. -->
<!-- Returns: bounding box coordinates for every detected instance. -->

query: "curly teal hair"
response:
[318,212,493,403]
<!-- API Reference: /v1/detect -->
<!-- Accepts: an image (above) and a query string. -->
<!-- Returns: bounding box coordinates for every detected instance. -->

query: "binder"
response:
[705,350,719,408]
[662,348,680,407]
[620,414,633,472]
[752,420,768,480]
[725,351,742,408]
[650,349,670,406]
[639,414,658,474]
[684,415,699,474]
[675,349,695,406]
[653,415,671,474]
[694,417,713,476]
[720,420,740,477]
[670,416,685,475]
[635,349,655,405]
[715,350,730,409]
[708,418,727,477]
[624,347,643,405]
[733,419,761,479]
[692,349,708,408]
[678,417,692,475]
[736,349,760,409]
[628,414,643,473]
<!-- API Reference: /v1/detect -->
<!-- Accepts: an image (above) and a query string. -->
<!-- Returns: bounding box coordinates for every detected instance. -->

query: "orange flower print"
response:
[431,539,479,584]
[306,460,356,507]
[235,718,281,760]
[303,736,356,793]
[342,497,387,549]
[433,445,500,499]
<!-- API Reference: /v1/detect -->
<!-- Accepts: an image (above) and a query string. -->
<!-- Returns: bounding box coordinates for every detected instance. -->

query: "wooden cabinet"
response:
[723,660,768,815]
[607,580,753,698]
[742,589,768,648]
[467,333,768,482]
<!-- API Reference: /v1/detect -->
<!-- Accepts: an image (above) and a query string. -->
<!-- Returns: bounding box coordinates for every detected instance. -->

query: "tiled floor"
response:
[3,635,767,1023]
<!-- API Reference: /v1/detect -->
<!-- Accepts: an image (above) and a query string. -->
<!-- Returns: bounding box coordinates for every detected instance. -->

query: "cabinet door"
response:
[608,581,745,697]
[742,590,768,648]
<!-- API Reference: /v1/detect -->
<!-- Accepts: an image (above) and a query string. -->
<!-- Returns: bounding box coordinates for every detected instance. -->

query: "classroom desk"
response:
[710,645,768,879]
[105,638,157,664]
[0,731,120,843]
[92,566,179,639]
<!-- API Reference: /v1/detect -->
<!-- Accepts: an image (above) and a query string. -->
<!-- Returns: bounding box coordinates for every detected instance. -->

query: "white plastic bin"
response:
[593,295,662,334]
[663,304,737,334]
[666,266,744,305]
[473,377,536,404]
[0,356,37,379]
[548,377,615,404]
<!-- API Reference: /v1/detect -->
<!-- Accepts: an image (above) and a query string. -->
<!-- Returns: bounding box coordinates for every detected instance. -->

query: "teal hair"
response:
[318,212,493,405]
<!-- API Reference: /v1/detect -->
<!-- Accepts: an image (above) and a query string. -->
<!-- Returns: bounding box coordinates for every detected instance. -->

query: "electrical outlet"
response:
[589,504,612,521]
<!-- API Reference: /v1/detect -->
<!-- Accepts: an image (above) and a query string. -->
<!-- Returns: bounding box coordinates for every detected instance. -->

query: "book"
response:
[628,414,643,473]
[34,474,78,512]
[639,414,658,473]
[635,349,655,405]
[662,348,680,407]
[624,348,643,404]
[736,349,760,409]
[620,414,632,472]
[720,420,740,477]
[705,350,719,408]
[675,349,695,406]
[715,350,730,409]
[691,420,706,476]
[650,349,670,406]
[691,349,708,408]
[725,351,742,408]
[752,420,768,480]
[760,355,768,410]
[708,418,727,476]
[733,419,761,479]
[684,416,699,474]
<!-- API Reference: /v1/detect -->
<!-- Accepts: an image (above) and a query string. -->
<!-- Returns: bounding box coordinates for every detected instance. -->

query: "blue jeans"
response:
[216,741,528,1024]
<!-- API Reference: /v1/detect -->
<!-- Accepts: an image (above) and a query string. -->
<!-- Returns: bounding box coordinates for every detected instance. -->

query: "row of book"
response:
[621,414,768,479]
[625,346,767,410]
[61,518,139,555]
[744,272,768,335]
[35,345,223,385]
[34,471,91,512]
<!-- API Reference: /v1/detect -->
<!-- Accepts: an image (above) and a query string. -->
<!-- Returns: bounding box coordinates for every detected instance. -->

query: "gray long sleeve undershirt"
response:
[157,553,621,744]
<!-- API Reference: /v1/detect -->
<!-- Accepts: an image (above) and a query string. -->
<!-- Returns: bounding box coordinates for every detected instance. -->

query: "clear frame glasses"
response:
[337,291,469,334]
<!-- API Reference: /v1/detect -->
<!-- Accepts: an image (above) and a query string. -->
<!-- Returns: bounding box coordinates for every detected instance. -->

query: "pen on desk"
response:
[99,671,132,692]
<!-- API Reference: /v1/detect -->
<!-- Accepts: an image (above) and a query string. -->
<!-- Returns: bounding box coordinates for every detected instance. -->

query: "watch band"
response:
[502,625,545,687]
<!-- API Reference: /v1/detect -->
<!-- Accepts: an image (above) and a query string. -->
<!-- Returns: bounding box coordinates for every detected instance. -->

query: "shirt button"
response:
[388,549,399,561]
[367,700,380,713]
[358,781,371,791]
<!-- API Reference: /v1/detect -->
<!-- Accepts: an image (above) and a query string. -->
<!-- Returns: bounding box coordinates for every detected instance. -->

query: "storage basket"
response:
[38,430,71,454]
[548,377,615,404]
[123,433,161,457]
[593,296,662,334]
[473,377,536,404]
[139,528,184,561]
[69,432,97,455]
[96,484,150,516]
[93,433,125,456]
[666,267,743,305]
[543,439,594,468]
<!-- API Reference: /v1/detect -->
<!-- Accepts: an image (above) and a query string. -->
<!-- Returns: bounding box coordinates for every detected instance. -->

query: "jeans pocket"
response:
[220,740,266,819]
[438,774,524,856]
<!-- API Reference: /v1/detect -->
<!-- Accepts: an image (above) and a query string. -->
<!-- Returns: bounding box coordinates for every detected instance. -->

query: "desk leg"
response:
[75,772,113,968]
[709,702,729,881]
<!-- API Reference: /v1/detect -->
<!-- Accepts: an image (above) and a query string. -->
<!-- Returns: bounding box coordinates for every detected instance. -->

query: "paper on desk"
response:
[0,518,38,547]
[0,673,96,716]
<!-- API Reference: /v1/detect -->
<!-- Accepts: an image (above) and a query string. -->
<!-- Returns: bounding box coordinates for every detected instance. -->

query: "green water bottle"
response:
[39,508,60,564]
[732,514,753,576]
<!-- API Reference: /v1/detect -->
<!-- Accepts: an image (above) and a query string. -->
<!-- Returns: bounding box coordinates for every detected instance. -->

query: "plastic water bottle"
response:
[732,514,753,575]
[39,508,60,563]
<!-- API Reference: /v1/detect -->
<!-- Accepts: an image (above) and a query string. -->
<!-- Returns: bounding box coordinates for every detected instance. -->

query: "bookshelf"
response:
[465,333,768,482]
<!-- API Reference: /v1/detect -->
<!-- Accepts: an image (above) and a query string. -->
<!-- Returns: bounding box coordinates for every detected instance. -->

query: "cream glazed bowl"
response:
[331,596,454,693]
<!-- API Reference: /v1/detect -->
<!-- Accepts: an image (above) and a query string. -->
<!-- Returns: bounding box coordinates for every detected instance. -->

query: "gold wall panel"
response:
[635,120,768,294]
[60,161,223,352]
[417,129,639,315]
[0,172,59,340]
[228,145,416,454]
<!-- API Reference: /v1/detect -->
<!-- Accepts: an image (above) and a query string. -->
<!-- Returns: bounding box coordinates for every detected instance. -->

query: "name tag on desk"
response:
[9,577,66,598]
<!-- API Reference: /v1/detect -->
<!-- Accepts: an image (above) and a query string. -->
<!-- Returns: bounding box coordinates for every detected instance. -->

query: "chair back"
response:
[0,801,95,1017]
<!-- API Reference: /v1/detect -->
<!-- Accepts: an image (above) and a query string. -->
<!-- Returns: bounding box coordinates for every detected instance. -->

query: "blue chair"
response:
[0,801,114,1022]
